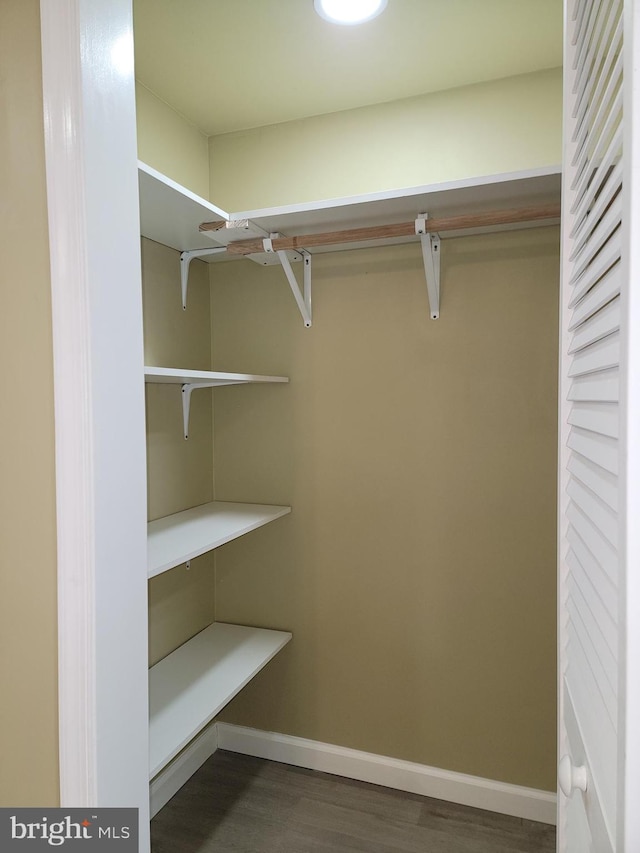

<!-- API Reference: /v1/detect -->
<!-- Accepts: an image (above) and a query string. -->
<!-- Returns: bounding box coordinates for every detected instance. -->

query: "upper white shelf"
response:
[149,622,292,778]
[139,159,561,260]
[144,366,289,386]
[138,161,229,254]
[148,500,291,578]
[138,161,302,267]
[233,167,562,254]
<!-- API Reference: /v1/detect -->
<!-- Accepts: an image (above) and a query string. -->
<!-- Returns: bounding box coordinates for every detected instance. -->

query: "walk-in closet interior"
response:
[9,0,639,850]
[136,0,563,835]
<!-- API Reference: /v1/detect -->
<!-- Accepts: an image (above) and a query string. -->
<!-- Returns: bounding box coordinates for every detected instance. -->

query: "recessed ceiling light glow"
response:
[314,0,388,25]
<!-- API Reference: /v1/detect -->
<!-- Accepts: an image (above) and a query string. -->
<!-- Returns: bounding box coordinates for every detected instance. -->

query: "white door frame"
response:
[40,1,149,848]
[620,0,640,847]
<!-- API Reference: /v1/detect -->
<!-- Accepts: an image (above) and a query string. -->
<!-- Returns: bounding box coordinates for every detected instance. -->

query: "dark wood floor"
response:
[151,750,556,853]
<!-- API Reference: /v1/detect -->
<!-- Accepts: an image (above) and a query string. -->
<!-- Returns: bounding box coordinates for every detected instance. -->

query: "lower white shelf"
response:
[148,500,291,578]
[149,622,292,779]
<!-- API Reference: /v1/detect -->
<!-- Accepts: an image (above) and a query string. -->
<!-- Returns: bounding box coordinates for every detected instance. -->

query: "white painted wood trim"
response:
[40,2,150,846]
[557,2,578,846]
[40,0,97,808]
[150,726,218,818]
[620,0,640,847]
[216,723,557,825]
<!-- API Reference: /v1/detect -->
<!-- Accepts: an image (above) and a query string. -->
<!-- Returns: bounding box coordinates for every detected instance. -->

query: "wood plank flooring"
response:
[151,750,556,853]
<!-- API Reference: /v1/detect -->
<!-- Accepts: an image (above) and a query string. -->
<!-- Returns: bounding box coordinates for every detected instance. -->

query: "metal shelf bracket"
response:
[181,381,237,439]
[415,214,441,320]
[263,234,312,327]
[179,247,227,310]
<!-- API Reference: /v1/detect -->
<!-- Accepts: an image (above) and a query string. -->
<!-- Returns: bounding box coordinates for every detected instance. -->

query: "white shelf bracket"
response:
[181,382,227,440]
[271,239,312,328]
[416,214,441,320]
[179,247,227,310]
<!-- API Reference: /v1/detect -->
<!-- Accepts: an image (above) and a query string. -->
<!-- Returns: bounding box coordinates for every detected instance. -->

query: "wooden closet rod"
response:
[200,203,561,256]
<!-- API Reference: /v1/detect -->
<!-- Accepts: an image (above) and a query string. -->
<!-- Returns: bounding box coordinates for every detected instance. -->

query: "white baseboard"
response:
[216,723,557,825]
[150,725,218,818]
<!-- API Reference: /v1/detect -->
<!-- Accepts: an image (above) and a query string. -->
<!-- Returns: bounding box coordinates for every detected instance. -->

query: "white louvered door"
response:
[559,0,640,850]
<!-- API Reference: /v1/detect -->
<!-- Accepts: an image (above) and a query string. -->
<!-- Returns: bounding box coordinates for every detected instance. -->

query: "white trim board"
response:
[150,726,218,818]
[41,0,150,839]
[216,723,557,825]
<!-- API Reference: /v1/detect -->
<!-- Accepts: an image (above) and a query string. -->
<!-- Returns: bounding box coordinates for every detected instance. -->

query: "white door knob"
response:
[559,754,588,797]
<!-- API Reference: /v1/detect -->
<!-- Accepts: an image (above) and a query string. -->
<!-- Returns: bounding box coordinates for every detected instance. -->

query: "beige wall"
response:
[209,68,562,212]
[141,238,217,666]
[0,0,59,806]
[211,228,559,791]
[136,83,210,199]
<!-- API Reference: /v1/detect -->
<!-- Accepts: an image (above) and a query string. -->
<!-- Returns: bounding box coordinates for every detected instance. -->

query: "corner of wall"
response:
[136,81,210,199]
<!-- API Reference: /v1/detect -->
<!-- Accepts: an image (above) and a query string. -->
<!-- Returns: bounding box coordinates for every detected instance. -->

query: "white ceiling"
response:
[133,0,563,137]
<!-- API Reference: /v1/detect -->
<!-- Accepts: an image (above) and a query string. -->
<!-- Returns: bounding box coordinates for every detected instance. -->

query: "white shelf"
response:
[148,500,291,578]
[149,622,292,778]
[140,159,561,261]
[229,166,562,253]
[138,161,229,255]
[138,162,287,264]
[144,366,289,386]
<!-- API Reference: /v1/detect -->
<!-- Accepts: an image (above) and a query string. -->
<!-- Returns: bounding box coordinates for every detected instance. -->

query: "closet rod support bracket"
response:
[416,214,441,320]
[180,247,227,310]
[271,238,312,327]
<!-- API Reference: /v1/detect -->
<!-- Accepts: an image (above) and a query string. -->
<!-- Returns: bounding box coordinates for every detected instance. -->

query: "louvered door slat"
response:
[569,331,620,375]
[567,452,619,509]
[573,0,612,92]
[573,49,623,163]
[568,574,618,681]
[568,369,619,403]
[567,594,617,720]
[566,540,617,639]
[572,90,622,198]
[566,502,618,586]
[574,0,620,122]
[572,106,622,202]
[567,544,618,648]
[567,297,620,350]
[568,230,621,304]
[567,426,618,476]
[571,158,622,243]
[572,0,594,48]
[567,479,618,544]
[571,124,623,221]
[568,266,621,331]
[568,401,618,438]
[570,195,622,279]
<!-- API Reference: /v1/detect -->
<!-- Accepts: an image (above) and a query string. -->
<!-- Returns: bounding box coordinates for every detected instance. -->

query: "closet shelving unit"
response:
[139,158,562,789]
[140,162,293,783]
